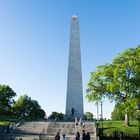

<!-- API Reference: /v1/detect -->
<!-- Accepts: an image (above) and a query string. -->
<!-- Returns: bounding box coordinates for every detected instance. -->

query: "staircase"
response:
[14,121,97,140]
[45,121,96,140]
[15,121,49,134]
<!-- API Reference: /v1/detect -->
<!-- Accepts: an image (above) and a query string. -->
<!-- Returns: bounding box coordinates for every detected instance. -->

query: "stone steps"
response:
[14,121,97,140]
[46,122,96,139]
[15,121,48,134]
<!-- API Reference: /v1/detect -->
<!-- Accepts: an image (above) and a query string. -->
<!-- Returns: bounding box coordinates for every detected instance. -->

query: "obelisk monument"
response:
[65,16,84,119]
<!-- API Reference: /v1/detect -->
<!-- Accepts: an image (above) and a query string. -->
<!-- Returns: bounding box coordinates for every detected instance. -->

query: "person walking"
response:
[75,117,79,128]
[82,121,85,129]
[79,117,83,127]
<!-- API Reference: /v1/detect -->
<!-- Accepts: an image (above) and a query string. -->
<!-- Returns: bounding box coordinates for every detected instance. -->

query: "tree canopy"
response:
[84,112,94,121]
[0,84,46,121]
[0,85,16,115]
[49,112,64,120]
[86,46,140,126]
[12,95,45,120]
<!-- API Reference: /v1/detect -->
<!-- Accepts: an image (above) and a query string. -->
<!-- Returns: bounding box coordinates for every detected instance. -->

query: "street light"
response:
[136,103,140,139]
[101,101,103,137]
[97,101,99,120]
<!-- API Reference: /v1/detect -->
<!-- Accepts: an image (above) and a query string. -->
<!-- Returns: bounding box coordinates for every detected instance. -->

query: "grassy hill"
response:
[97,120,138,136]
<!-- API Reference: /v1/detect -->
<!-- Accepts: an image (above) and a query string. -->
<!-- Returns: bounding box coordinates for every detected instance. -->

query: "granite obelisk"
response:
[65,16,84,119]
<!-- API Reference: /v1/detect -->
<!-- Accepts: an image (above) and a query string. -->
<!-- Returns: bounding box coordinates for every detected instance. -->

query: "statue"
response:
[71,108,74,116]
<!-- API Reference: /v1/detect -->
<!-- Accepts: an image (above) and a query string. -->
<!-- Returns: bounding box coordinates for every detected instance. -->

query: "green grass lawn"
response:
[0,115,44,126]
[97,120,139,136]
[0,121,10,126]
[0,115,17,126]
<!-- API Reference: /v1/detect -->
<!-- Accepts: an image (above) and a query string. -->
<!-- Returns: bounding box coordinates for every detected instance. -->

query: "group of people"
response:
[5,123,15,134]
[54,130,90,140]
[75,130,90,140]
[55,132,67,140]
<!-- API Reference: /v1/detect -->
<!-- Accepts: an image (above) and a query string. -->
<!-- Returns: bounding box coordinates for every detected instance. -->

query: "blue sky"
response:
[0,0,140,119]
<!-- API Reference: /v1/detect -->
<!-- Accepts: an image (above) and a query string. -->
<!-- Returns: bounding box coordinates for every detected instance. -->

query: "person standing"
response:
[86,132,90,140]
[75,132,80,140]
[61,134,67,140]
[82,130,86,140]
[55,132,61,140]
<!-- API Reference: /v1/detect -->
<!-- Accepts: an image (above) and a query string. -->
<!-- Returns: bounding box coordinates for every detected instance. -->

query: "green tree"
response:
[36,109,46,119]
[28,99,45,120]
[12,95,30,119]
[111,98,136,120]
[84,112,94,120]
[49,112,64,120]
[12,95,45,120]
[112,99,136,123]
[0,85,16,115]
[86,46,140,126]
[111,103,125,120]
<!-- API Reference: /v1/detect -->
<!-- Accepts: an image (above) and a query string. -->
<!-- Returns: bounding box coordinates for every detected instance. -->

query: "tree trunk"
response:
[124,113,130,127]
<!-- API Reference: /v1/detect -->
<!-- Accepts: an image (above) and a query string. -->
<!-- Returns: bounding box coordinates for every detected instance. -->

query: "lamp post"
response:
[136,103,140,139]
[97,101,99,120]
[101,100,103,137]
